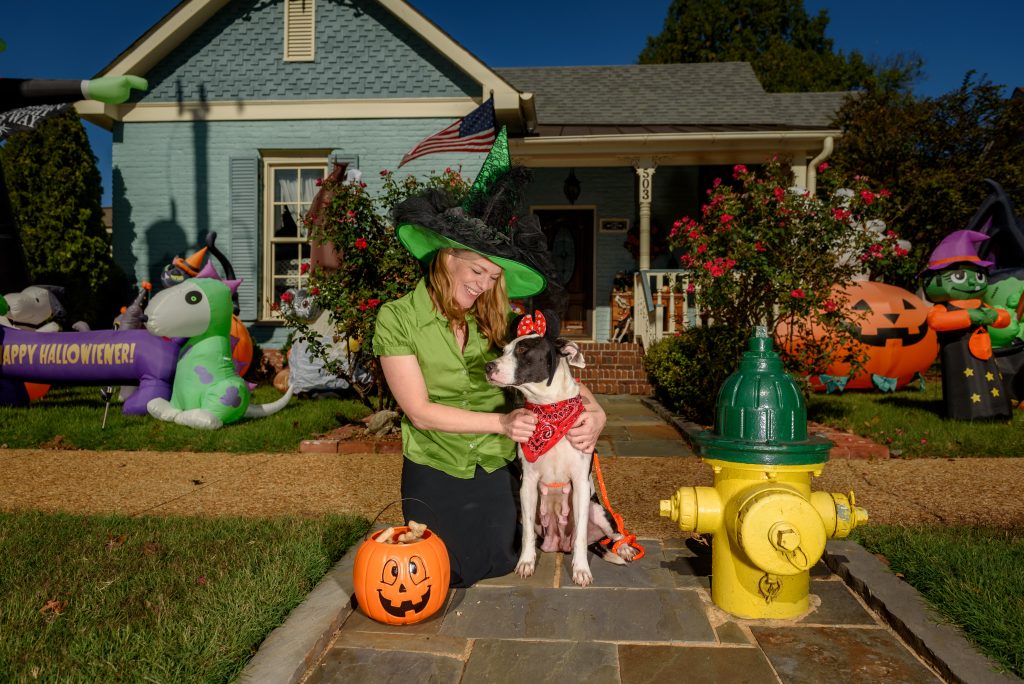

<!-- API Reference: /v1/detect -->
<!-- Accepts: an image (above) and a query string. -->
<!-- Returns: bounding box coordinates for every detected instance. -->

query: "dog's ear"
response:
[557,338,585,369]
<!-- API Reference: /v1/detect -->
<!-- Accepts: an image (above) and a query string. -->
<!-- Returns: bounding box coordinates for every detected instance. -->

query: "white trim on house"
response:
[76,97,492,126]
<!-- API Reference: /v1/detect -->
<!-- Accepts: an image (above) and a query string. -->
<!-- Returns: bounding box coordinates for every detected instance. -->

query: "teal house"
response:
[78,0,848,359]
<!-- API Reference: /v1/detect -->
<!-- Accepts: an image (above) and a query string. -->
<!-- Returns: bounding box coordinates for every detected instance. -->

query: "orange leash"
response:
[592,450,645,561]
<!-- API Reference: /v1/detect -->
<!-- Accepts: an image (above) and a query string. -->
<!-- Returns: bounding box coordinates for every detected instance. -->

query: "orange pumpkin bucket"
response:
[352,525,450,625]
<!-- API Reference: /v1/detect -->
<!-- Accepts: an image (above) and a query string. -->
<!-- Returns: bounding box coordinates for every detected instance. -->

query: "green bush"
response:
[643,326,747,425]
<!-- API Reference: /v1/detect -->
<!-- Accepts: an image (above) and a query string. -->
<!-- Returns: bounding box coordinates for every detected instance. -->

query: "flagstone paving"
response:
[303,540,943,684]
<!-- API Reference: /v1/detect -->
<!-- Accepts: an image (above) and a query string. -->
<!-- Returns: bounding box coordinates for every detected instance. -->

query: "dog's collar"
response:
[521,395,585,462]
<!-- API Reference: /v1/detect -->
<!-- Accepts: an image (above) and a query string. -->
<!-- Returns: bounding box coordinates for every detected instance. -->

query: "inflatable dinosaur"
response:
[144,263,292,429]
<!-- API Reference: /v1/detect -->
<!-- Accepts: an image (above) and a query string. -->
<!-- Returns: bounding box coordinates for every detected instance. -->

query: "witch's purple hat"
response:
[922,229,993,272]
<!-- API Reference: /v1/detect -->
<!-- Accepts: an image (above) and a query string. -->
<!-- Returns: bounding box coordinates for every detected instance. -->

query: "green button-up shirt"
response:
[373,279,514,478]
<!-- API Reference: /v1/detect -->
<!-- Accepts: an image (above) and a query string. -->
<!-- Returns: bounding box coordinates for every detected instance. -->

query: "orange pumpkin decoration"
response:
[780,281,939,391]
[230,315,253,377]
[352,526,449,625]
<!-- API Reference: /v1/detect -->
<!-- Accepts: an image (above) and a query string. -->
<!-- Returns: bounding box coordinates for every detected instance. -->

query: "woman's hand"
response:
[500,408,538,443]
[568,405,606,454]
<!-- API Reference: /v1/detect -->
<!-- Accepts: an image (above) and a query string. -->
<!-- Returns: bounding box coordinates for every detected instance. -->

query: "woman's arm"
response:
[380,355,537,442]
[567,383,607,453]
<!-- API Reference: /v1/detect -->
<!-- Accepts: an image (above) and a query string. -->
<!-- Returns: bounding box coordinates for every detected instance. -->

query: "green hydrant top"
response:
[696,327,831,466]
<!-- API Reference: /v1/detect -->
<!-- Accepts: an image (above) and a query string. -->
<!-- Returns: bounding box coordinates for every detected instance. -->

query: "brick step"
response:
[574,342,651,396]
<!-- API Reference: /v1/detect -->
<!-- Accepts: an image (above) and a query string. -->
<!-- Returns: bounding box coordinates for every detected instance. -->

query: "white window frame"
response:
[260,153,329,321]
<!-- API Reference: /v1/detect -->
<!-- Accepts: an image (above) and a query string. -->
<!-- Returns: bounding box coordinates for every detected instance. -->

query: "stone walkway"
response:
[300,542,944,684]
[236,395,1019,684]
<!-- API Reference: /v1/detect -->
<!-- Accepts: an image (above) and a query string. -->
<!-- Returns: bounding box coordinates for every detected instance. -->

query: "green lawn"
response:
[807,379,1024,457]
[0,385,370,452]
[0,511,368,683]
[852,524,1024,678]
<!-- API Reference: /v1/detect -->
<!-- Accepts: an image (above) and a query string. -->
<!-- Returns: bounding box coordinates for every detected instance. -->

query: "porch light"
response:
[563,168,581,205]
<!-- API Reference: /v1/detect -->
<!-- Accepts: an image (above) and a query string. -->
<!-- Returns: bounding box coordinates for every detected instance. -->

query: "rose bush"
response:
[667,158,907,381]
[279,167,471,409]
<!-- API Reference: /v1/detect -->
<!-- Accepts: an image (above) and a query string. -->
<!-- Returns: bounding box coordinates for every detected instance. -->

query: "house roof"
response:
[496,63,852,133]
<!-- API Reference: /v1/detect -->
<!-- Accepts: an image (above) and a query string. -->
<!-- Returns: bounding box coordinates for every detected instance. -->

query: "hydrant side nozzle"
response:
[810,491,868,539]
[660,486,721,534]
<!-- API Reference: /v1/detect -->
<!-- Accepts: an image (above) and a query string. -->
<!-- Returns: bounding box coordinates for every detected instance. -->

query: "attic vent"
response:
[284,0,315,62]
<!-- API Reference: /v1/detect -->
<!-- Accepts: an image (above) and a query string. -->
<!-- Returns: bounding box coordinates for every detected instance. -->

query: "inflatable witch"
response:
[0,36,147,293]
[923,230,1013,420]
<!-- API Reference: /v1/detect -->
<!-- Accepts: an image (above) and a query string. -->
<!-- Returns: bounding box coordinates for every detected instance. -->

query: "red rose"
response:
[355,237,369,250]
[280,291,293,303]
[300,262,310,274]
[368,298,381,308]
[358,302,368,312]
[790,289,805,299]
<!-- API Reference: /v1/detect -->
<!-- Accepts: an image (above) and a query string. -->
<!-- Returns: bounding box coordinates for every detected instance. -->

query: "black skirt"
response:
[401,457,519,588]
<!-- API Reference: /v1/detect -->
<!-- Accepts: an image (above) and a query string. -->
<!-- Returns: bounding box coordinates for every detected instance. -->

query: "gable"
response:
[138,0,478,103]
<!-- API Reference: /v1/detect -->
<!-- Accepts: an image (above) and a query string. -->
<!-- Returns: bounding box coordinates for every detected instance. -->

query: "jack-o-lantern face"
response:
[352,527,450,625]
[850,294,931,347]
[778,281,939,391]
[377,555,432,618]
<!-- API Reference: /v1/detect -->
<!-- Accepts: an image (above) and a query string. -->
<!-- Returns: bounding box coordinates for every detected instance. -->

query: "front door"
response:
[533,208,595,338]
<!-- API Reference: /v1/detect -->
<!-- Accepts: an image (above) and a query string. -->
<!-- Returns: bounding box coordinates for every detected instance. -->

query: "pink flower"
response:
[688,230,701,240]
[368,298,381,308]
[697,243,708,254]
[686,283,695,294]
[354,237,369,250]
[824,299,838,312]
[358,302,368,312]
[895,246,909,257]
[679,254,693,267]
[920,438,928,445]
[732,164,748,178]
[280,291,293,304]
[790,289,805,299]
[817,162,829,173]
[754,241,766,253]
[720,214,734,225]
[315,177,324,187]
[773,187,785,202]
[879,189,892,197]
[380,169,389,176]
[713,177,722,188]
[300,262,310,274]
[860,190,876,205]
[832,208,852,222]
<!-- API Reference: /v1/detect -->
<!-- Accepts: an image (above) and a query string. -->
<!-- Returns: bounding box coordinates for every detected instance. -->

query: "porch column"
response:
[634,163,657,271]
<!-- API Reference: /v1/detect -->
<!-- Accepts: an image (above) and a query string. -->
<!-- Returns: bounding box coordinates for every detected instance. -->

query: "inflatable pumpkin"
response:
[230,315,253,377]
[780,280,939,391]
[352,526,449,625]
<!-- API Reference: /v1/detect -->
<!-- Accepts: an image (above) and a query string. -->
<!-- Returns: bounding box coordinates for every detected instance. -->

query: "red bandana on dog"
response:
[521,395,585,462]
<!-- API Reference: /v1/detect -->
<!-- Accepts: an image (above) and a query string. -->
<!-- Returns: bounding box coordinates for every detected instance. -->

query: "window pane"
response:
[274,204,301,238]
[300,168,323,202]
[274,168,298,203]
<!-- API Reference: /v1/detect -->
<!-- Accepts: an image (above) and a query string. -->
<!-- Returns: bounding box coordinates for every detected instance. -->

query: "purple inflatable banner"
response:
[0,327,182,415]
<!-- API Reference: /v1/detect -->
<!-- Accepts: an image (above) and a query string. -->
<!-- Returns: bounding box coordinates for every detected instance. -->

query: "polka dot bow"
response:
[517,310,547,337]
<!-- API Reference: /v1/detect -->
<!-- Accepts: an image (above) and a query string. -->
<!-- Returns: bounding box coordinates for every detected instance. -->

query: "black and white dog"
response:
[485,311,636,587]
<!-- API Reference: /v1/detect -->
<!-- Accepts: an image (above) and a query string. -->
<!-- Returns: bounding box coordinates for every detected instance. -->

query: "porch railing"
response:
[632,269,706,348]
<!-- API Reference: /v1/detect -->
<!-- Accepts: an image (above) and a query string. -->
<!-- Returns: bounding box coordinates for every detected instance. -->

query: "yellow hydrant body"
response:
[660,328,867,619]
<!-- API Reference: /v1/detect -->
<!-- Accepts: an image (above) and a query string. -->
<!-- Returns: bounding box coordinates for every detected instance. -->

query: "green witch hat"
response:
[394,127,552,298]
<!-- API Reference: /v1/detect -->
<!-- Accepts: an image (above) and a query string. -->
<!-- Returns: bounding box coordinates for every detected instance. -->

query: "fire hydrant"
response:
[660,327,868,619]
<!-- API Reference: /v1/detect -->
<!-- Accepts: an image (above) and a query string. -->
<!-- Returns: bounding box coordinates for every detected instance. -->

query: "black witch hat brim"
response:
[396,222,546,298]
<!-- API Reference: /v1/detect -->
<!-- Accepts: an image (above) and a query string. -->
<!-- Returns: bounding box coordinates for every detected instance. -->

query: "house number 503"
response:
[636,168,654,203]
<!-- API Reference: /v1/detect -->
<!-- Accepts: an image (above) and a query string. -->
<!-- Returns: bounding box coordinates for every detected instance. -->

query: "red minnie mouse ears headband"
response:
[512,309,560,340]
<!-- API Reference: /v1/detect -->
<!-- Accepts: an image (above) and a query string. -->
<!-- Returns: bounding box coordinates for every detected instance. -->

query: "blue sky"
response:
[3,0,1020,205]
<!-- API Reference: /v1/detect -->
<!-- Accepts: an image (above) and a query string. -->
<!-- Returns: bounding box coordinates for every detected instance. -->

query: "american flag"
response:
[398,97,496,167]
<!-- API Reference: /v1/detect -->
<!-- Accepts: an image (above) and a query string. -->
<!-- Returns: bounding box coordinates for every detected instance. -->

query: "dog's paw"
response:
[515,559,536,578]
[616,543,639,562]
[571,562,593,587]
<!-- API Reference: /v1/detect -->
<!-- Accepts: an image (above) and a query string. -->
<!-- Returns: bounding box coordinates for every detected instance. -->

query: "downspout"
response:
[805,136,834,195]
